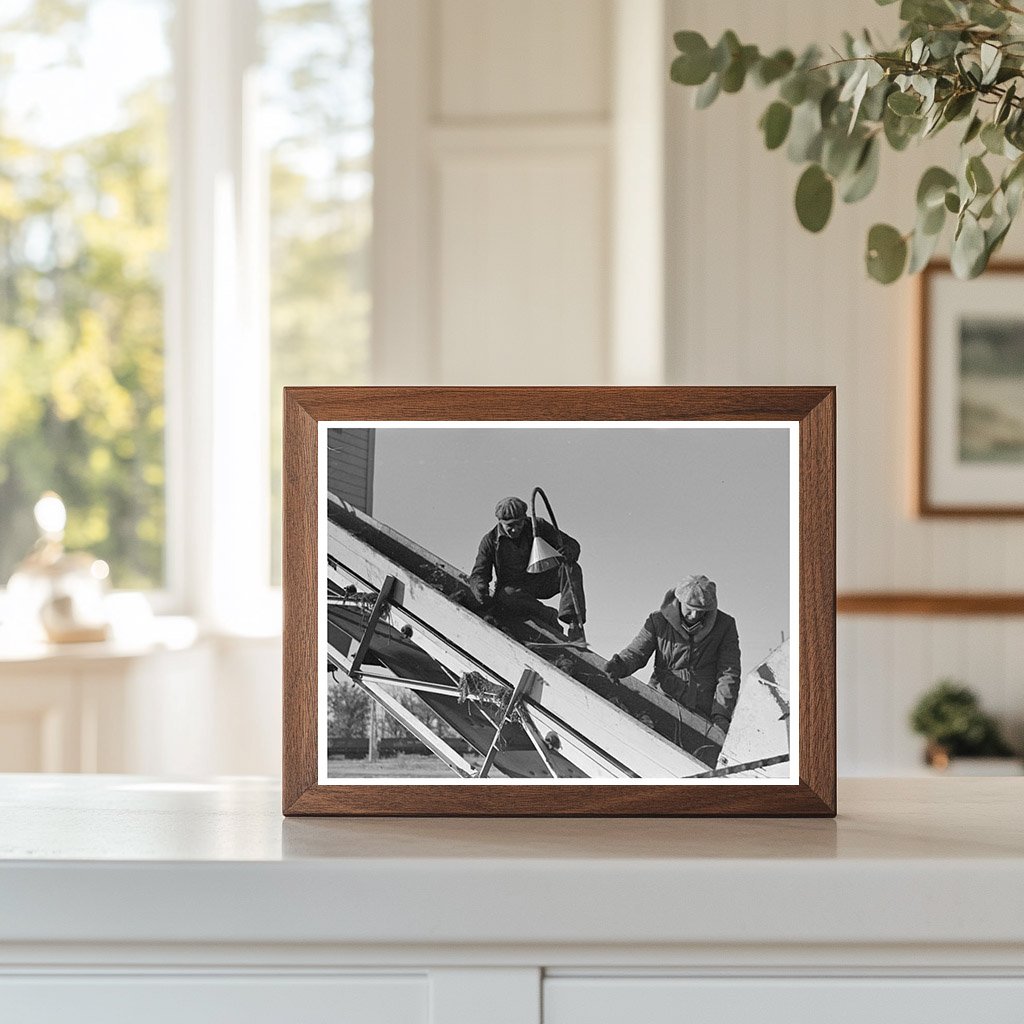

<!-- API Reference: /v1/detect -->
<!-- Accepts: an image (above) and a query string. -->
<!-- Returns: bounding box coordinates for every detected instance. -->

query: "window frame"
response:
[166,0,279,632]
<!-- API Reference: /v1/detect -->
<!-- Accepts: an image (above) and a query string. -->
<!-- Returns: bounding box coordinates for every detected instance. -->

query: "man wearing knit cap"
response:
[468,495,586,641]
[604,575,741,736]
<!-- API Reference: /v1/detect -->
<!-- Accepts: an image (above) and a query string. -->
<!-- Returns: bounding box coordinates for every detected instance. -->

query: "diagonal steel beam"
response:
[348,574,397,674]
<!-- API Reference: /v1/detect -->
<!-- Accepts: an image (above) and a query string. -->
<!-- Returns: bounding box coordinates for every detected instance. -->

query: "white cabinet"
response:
[1,777,1023,1023]
[544,977,1024,1023]
[1,975,428,1024]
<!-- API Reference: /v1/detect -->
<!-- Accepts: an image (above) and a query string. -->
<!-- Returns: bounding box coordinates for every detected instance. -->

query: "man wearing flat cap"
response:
[604,575,741,736]
[469,496,586,641]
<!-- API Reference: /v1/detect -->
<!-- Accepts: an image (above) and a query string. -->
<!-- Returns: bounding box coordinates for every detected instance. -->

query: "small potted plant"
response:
[910,680,1017,771]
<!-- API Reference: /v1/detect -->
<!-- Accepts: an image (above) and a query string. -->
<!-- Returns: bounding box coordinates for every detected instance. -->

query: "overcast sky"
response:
[367,425,793,679]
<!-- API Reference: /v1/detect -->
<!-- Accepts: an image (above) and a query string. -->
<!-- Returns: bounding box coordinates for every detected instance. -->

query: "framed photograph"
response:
[917,261,1024,516]
[283,387,835,816]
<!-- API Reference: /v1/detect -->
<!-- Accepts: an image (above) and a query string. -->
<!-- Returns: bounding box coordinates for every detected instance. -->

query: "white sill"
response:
[0,586,284,659]
[0,615,201,665]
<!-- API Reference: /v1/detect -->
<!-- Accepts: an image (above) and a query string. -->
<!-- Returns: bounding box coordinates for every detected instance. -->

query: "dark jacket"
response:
[469,519,580,602]
[611,589,741,726]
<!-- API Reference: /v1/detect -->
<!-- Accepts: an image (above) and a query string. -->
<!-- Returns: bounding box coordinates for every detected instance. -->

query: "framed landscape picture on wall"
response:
[282,387,836,817]
[918,262,1024,516]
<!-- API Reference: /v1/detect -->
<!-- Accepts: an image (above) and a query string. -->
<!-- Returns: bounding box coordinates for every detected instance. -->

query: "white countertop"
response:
[1,775,1022,952]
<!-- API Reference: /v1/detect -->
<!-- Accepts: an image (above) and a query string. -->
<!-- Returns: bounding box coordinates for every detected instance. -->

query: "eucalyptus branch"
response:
[670,1,1024,283]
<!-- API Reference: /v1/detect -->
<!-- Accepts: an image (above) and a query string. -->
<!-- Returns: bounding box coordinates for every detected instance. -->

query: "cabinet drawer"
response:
[544,977,1024,1024]
[0,974,427,1024]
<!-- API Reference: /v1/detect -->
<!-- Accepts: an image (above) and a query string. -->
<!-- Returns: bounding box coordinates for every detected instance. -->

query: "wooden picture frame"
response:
[917,260,1024,517]
[283,387,836,816]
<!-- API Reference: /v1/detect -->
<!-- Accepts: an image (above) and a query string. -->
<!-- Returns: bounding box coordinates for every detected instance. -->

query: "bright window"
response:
[261,0,372,582]
[0,0,172,589]
[0,0,373,613]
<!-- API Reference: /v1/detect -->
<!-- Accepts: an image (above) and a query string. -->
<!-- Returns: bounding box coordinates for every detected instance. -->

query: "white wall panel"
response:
[438,0,610,120]
[375,0,620,385]
[437,151,607,384]
[545,977,1024,1024]
[666,0,1024,773]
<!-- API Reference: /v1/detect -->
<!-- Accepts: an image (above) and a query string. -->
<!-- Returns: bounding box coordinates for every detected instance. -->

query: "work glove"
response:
[604,655,627,679]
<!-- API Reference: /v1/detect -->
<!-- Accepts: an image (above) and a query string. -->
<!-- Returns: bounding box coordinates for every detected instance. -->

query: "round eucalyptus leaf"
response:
[981,122,1005,156]
[721,45,758,93]
[962,116,983,145]
[860,79,891,123]
[787,101,823,162]
[671,32,712,86]
[674,29,707,53]
[917,166,957,210]
[970,1,1009,29]
[951,212,986,279]
[883,107,920,151]
[926,30,961,60]
[887,90,920,116]
[944,190,960,214]
[842,137,880,203]
[866,223,907,284]
[943,92,974,123]
[710,31,740,73]
[694,73,721,110]
[980,41,1002,86]
[820,85,841,126]
[822,129,861,178]
[920,199,945,236]
[760,101,792,150]
[795,164,834,233]
[754,49,795,87]
[779,74,807,106]
[967,155,994,196]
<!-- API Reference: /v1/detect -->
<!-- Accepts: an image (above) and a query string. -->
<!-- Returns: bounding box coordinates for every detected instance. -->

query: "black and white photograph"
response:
[319,422,797,784]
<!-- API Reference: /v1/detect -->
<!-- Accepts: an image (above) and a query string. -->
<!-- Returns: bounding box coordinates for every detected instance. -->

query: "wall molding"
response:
[838,593,1024,616]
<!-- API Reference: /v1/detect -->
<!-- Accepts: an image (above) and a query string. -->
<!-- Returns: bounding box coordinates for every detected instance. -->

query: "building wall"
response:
[327,429,376,513]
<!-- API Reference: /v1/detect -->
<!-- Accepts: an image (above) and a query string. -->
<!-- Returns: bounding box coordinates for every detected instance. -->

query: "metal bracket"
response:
[477,668,542,778]
[348,574,398,675]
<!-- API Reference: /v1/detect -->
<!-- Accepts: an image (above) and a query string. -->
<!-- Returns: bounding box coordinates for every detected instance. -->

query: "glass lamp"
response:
[5,493,110,644]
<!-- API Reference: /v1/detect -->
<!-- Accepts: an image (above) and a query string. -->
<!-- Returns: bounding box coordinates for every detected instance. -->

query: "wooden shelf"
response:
[838,592,1024,616]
